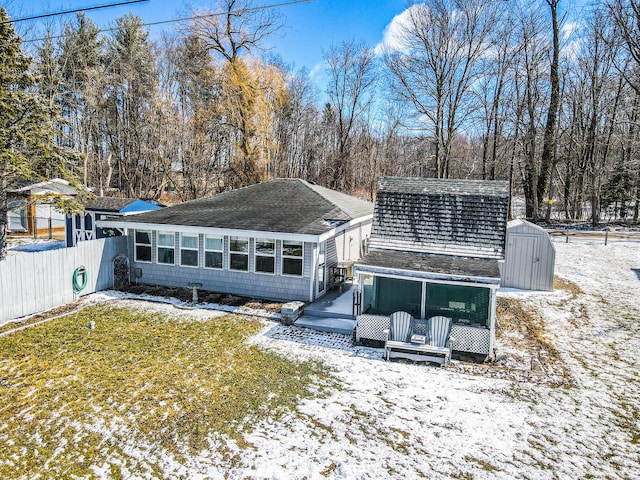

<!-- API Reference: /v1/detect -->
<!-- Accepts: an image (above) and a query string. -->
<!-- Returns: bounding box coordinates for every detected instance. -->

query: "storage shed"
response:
[501,219,555,291]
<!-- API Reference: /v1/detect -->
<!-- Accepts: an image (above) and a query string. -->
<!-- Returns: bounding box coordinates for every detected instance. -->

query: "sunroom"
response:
[354,250,500,358]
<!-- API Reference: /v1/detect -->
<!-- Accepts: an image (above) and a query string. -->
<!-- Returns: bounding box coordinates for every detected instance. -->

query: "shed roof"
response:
[356,250,501,284]
[11,178,77,196]
[85,197,162,213]
[102,178,373,236]
[370,177,510,259]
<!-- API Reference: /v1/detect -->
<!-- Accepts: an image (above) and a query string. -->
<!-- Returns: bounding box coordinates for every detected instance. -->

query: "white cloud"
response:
[374,6,420,56]
[562,21,580,41]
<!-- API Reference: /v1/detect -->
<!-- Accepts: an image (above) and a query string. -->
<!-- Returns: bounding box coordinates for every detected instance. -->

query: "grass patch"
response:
[496,298,556,357]
[464,455,501,472]
[553,276,582,299]
[496,298,572,385]
[0,303,328,478]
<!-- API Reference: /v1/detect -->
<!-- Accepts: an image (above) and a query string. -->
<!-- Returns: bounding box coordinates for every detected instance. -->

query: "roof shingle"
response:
[369,177,509,259]
[109,179,373,236]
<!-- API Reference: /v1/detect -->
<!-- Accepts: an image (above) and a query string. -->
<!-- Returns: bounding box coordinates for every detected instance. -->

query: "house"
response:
[353,177,510,360]
[7,179,77,237]
[96,178,374,302]
[65,197,163,247]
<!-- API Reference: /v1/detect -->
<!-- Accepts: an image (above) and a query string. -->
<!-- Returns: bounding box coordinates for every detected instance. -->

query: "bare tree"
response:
[188,0,283,188]
[384,0,497,178]
[538,0,561,221]
[606,0,640,94]
[324,40,377,191]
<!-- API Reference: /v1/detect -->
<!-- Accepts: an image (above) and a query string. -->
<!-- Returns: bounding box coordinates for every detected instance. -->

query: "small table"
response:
[332,260,355,290]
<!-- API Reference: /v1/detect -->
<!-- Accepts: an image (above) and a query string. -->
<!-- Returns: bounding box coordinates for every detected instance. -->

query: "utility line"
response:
[15,0,313,45]
[0,0,149,25]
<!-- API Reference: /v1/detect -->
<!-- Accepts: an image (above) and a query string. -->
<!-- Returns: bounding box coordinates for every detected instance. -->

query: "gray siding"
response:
[0,237,127,325]
[326,235,339,289]
[129,232,314,301]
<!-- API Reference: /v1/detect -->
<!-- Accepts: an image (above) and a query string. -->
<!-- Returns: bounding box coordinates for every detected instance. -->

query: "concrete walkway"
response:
[294,285,356,335]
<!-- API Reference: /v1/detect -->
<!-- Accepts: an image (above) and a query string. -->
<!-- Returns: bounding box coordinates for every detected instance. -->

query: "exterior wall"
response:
[128,231,314,302]
[0,237,127,324]
[332,220,372,262]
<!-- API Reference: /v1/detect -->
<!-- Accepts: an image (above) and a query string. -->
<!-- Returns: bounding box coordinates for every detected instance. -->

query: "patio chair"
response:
[426,316,454,365]
[383,311,414,360]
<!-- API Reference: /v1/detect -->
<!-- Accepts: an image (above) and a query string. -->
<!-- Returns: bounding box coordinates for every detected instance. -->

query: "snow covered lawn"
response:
[246,239,639,479]
[0,238,638,479]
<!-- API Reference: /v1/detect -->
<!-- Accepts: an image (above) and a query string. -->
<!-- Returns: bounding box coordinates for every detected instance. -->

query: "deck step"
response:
[302,307,354,320]
[294,315,356,336]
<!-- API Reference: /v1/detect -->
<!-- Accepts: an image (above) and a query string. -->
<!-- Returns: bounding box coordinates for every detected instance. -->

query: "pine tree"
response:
[0,8,82,260]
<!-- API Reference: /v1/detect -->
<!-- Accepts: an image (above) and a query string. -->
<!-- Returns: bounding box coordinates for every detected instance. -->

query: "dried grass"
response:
[0,304,326,478]
[495,298,573,385]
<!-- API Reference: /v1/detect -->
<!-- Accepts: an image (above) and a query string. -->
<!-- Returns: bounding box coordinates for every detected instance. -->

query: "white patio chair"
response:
[383,311,414,360]
[426,316,454,365]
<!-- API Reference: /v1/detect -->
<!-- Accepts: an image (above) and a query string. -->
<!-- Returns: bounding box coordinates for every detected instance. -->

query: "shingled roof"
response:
[107,178,373,236]
[369,177,509,259]
[85,198,137,212]
[356,250,501,282]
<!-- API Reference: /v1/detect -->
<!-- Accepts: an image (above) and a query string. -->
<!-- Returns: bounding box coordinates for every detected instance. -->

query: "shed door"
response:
[505,234,538,290]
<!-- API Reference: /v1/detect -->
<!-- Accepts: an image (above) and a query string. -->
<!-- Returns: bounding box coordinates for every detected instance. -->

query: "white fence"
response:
[0,237,128,325]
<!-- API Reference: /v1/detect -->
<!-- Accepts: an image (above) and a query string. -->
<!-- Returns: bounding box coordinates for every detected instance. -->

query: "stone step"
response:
[294,315,356,336]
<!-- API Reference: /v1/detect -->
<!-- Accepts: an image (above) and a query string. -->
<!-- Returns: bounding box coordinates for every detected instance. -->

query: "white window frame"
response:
[282,240,304,277]
[204,235,224,270]
[134,229,152,263]
[255,238,276,275]
[157,231,175,265]
[180,233,199,268]
[229,236,249,272]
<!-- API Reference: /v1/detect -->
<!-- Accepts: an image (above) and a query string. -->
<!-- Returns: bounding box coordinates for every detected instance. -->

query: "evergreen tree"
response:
[0,8,82,260]
[59,13,105,185]
[104,14,159,197]
[601,161,634,220]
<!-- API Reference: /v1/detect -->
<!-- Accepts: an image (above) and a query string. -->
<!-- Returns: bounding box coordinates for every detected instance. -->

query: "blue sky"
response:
[6,0,409,74]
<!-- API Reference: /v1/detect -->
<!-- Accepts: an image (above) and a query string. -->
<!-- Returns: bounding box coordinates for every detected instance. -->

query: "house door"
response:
[505,234,538,290]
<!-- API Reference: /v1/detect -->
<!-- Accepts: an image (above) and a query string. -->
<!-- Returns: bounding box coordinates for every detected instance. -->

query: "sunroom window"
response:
[134,230,152,263]
[361,275,491,328]
[180,233,199,267]
[255,238,275,274]
[204,235,223,269]
[362,276,422,319]
[157,231,175,265]
[425,283,490,327]
[229,236,249,271]
[282,240,303,276]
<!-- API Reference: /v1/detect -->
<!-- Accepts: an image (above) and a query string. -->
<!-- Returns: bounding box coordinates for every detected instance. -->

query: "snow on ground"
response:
[6,237,65,253]
[235,238,639,479]
[16,238,637,479]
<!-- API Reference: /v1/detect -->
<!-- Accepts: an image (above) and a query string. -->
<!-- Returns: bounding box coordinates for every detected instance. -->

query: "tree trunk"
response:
[538,0,561,215]
[0,175,7,261]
